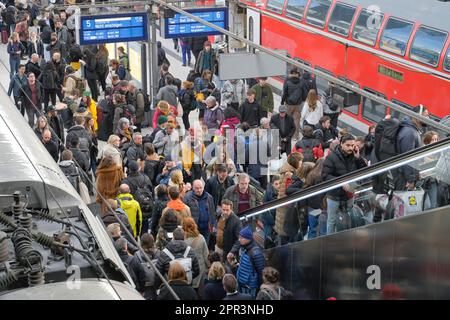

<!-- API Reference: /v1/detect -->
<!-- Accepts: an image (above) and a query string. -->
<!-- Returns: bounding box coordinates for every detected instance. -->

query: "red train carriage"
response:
[239,0,450,125]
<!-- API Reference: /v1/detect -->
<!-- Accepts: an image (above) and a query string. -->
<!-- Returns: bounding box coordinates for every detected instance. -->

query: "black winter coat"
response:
[220,213,242,261]
[322,146,367,200]
[239,99,262,127]
[25,60,42,79]
[205,175,235,209]
[314,124,339,149]
[44,140,59,162]
[126,142,145,163]
[122,172,153,195]
[150,196,168,236]
[70,147,90,173]
[83,50,98,80]
[203,279,227,300]
[157,280,198,300]
[270,113,296,139]
[66,125,93,152]
[281,75,306,105]
[39,62,58,90]
[118,250,148,292]
[27,40,44,58]
[47,113,65,143]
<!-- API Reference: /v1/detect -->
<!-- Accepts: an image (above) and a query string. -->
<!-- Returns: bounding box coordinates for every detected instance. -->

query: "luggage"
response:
[1,28,8,44]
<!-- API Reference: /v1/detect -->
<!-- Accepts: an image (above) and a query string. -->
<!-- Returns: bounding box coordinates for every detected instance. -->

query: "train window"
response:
[390,99,413,120]
[352,9,384,46]
[285,0,308,20]
[306,0,332,28]
[337,76,360,115]
[445,46,450,72]
[328,2,356,36]
[379,17,414,56]
[410,27,448,67]
[362,89,387,123]
[267,0,285,14]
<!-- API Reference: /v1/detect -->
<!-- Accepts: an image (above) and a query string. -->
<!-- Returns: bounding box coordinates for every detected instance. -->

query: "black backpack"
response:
[42,66,56,90]
[129,176,154,216]
[40,25,52,45]
[294,139,322,163]
[374,118,402,162]
[2,6,17,25]
[138,89,151,112]
[134,250,158,287]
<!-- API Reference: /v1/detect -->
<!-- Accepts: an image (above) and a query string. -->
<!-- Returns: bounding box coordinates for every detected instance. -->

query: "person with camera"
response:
[322,133,367,235]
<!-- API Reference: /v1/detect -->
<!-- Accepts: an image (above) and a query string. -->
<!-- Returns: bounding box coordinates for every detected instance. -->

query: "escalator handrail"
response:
[238,137,450,220]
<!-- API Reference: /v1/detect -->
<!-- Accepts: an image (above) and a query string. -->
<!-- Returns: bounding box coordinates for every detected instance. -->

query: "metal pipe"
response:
[153,0,450,134]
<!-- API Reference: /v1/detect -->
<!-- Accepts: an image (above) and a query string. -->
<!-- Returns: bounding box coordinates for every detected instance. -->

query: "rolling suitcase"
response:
[1,28,8,44]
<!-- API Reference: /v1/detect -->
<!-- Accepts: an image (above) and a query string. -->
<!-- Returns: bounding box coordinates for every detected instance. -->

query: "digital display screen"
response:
[80,12,148,45]
[162,7,228,39]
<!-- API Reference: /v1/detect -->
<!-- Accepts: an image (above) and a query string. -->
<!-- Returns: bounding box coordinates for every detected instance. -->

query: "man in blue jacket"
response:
[228,226,265,299]
[184,179,217,244]
[7,64,27,115]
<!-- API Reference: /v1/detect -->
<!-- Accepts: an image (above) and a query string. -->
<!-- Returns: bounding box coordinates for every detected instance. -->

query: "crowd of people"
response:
[2,0,448,300]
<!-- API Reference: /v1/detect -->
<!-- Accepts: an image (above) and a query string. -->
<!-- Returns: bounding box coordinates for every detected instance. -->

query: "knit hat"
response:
[82,91,91,97]
[239,226,253,240]
[158,115,168,125]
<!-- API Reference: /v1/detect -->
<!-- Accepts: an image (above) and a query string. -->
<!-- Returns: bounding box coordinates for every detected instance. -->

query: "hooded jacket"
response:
[66,125,93,153]
[251,83,274,113]
[221,80,246,106]
[395,117,422,185]
[161,199,191,225]
[281,75,306,105]
[117,193,143,238]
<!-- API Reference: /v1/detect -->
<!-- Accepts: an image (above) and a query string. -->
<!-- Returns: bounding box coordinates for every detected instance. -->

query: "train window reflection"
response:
[352,9,384,46]
[285,0,308,20]
[410,27,447,67]
[445,46,450,72]
[306,0,332,28]
[380,17,414,56]
[266,0,285,14]
[390,99,413,120]
[328,2,356,36]
[362,90,387,123]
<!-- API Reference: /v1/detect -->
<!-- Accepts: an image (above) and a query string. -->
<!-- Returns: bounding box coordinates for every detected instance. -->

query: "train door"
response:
[247,8,261,47]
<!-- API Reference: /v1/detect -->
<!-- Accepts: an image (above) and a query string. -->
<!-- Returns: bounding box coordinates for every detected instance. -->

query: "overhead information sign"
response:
[160,7,228,39]
[79,12,148,45]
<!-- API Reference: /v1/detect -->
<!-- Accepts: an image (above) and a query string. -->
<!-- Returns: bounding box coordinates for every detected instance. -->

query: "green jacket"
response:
[222,185,263,215]
[251,83,274,113]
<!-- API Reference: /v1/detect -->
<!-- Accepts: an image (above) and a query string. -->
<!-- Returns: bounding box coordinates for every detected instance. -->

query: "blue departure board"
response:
[80,12,148,45]
[161,7,228,39]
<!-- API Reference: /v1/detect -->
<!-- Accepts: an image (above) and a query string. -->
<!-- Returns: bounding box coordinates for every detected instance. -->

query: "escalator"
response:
[238,137,450,300]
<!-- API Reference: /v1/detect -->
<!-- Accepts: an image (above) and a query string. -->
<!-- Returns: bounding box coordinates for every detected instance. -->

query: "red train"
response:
[238,0,450,124]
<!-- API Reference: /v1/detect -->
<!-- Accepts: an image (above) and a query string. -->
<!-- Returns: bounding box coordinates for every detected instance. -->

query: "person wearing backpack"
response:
[96,44,109,93]
[155,75,179,109]
[155,227,200,288]
[80,47,99,102]
[59,149,80,192]
[129,81,147,132]
[115,237,148,295]
[322,134,367,235]
[292,125,324,163]
[179,81,196,130]
[117,184,143,239]
[314,115,339,150]
[134,233,161,300]
[281,68,307,141]
[227,226,265,299]
[393,108,424,191]
[122,161,153,235]
[256,267,293,300]
[39,60,58,110]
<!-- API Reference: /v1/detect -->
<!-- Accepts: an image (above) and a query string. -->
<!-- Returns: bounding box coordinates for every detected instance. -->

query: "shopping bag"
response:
[78,179,92,204]
[393,188,425,215]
